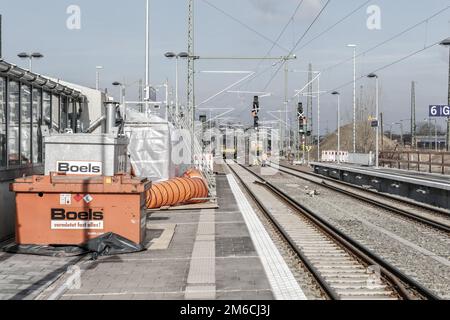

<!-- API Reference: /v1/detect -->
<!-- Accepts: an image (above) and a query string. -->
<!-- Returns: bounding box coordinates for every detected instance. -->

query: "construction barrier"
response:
[146,169,209,209]
[322,151,349,163]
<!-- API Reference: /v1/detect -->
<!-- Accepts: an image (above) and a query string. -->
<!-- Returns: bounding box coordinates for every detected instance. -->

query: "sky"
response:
[1,0,449,134]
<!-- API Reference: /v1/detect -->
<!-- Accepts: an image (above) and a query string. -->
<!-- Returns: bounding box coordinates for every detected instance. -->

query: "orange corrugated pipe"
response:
[146,169,209,209]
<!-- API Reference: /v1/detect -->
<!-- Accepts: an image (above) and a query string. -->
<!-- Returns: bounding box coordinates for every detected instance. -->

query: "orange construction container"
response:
[10,174,151,246]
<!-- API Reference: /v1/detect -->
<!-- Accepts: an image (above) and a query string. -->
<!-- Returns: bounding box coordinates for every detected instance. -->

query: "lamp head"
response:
[440,38,450,46]
[164,52,176,58]
[17,52,30,59]
[31,52,44,59]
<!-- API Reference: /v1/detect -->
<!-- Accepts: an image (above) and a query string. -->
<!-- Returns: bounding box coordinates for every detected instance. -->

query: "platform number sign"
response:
[429,105,450,117]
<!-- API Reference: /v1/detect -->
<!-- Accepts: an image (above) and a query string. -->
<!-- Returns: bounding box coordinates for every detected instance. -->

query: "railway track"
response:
[273,163,450,234]
[227,161,439,300]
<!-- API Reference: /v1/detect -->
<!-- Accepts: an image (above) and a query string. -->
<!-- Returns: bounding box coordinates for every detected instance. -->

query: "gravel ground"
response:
[223,165,325,300]
[249,167,450,299]
[280,163,450,227]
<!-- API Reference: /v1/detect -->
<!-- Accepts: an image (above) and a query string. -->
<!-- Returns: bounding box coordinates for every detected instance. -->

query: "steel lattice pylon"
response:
[187,0,195,161]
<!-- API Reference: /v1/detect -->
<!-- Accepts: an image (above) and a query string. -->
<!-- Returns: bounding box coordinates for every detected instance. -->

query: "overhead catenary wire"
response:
[199,0,365,118]
[262,0,332,91]
[239,0,372,91]
[322,5,450,73]
[238,0,306,92]
[200,0,291,53]
[242,2,449,98]
[329,39,443,92]
[296,0,371,52]
[200,2,448,126]
[255,0,306,68]
[235,0,331,119]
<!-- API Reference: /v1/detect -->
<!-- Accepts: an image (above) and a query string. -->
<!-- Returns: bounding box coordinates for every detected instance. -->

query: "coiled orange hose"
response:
[146,169,209,209]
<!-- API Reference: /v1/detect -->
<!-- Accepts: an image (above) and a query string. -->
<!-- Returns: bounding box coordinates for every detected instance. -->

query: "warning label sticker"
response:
[60,194,72,205]
[83,194,93,204]
[51,221,104,230]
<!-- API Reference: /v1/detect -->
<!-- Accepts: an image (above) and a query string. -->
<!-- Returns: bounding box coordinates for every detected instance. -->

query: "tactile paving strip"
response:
[185,209,216,299]
[226,174,307,300]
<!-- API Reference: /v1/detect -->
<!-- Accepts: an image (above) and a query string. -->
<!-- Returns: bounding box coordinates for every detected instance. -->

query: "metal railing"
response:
[168,109,217,200]
[379,150,450,174]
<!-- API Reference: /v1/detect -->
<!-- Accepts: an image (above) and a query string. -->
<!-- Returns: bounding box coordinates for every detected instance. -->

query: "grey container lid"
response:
[44,133,129,145]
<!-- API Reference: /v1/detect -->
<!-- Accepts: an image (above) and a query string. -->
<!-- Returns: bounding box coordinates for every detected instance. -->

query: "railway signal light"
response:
[297,102,304,118]
[298,103,308,134]
[252,96,260,115]
[252,96,260,129]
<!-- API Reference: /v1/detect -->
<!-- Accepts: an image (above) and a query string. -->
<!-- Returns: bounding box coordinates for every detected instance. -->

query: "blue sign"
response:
[429,105,450,117]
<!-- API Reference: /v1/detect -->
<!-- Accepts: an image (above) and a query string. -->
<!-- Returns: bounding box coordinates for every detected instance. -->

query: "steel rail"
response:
[279,162,450,216]
[234,163,440,300]
[226,163,339,300]
[276,163,450,233]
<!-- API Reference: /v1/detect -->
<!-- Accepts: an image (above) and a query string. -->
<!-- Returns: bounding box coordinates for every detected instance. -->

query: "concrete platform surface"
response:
[0,175,275,300]
[311,162,450,190]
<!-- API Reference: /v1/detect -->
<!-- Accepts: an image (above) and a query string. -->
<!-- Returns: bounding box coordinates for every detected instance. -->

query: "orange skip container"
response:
[10,174,151,246]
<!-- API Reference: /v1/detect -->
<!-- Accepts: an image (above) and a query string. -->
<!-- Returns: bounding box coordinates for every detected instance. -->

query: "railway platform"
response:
[310,162,450,210]
[0,170,303,300]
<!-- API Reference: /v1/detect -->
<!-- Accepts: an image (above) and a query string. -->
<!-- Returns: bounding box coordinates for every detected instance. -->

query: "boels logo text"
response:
[50,208,105,230]
[51,208,104,221]
[56,161,102,175]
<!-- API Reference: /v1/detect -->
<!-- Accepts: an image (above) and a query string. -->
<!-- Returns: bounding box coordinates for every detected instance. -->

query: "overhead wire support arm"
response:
[190,55,297,61]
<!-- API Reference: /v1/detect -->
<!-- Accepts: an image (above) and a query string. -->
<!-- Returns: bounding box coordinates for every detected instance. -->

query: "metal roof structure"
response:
[0,59,84,100]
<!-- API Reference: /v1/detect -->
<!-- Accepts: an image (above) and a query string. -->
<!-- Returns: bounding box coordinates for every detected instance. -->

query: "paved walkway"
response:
[0,175,275,300]
[0,249,81,300]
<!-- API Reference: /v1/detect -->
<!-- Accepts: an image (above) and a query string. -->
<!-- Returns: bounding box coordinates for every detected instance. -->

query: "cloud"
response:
[248,0,325,21]
[248,0,284,21]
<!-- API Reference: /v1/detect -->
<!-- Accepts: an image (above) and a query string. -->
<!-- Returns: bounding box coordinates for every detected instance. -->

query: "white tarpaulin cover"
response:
[125,109,177,182]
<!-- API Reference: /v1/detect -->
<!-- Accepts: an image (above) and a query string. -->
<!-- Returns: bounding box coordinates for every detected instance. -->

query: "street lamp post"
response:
[145,0,150,112]
[425,118,438,151]
[96,66,103,91]
[317,73,321,162]
[331,91,341,164]
[348,44,357,153]
[368,73,379,168]
[398,122,404,147]
[435,119,438,151]
[440,38,450,151]
[17,52,44,72]
[164,52,189,121]
[427,118,432,150]
[399,119,412,147]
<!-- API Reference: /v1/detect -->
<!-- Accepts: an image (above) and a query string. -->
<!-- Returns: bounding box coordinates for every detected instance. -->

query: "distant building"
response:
[416,135,447,150]
[0,59,106,241]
